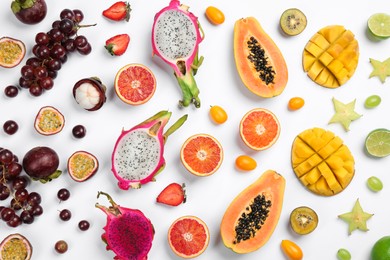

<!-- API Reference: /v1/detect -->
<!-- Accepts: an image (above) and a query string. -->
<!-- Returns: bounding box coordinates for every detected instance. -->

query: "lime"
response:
[365,129,390,157]
[371,236,390,260]
[368,13,390,39]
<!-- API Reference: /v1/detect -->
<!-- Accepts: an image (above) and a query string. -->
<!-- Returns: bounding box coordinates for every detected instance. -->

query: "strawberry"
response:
[156,183,186,206]
[102,1,131,22]
[105,34,130,56]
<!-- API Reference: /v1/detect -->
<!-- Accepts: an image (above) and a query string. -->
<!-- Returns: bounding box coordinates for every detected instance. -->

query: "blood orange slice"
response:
[168,216,210,259]
[239,108,280,151]
[114,64,156,105]
[180,134,223,176]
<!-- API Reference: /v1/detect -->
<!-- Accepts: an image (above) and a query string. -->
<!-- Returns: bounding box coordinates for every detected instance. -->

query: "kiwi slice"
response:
[290,206,318,235]
[280,8,307,36]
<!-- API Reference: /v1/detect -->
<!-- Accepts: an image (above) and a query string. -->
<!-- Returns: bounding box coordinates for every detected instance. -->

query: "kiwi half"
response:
[289,206,318,235]
[280,8,307,36]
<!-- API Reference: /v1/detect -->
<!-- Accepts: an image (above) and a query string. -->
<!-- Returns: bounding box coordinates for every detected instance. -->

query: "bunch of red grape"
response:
[0,148,43,227]
[18,9,94,97]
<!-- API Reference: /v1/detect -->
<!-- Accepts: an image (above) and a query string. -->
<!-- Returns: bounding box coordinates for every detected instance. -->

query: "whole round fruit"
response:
[205,6,225,25]
[337,248,351,260]
[209,105,228,124]
[3,120,19,135]
[114,64,156,105]
[290,206,318,235]
[371,236,390,260]
[288,97,305,110]
[78,220,90,231]
[11,0,47,25]
[22,146,61,182]
[235,155,257,171]
[72,125,86,139]
[54,240,68,254]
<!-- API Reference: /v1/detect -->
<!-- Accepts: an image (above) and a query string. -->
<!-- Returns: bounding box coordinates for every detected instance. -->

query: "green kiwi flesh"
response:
[280,8,307,36]
[290,206,318,235]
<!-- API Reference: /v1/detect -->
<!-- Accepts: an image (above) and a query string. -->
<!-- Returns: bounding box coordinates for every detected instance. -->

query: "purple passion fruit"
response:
[34,106,65,135]
[22,146,61,183]
[73,77,106,111]
[0,233,32,260]
[11,0,47,25]
[67,151,99,182]
[290,206,319,235]
[0,37,26,68]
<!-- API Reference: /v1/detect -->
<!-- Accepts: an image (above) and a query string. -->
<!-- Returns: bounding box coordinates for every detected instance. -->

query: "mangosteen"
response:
[22,146,62,183]
[11,0,47,25]
[73,77,107,111]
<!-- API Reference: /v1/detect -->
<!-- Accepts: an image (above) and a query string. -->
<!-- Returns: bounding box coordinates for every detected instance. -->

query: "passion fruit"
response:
[289,206,319,235]
[34,106,65,135]
[67,151,99,182]
[0,37,26,68]
[73,77,106,111]
[0,233,32,260]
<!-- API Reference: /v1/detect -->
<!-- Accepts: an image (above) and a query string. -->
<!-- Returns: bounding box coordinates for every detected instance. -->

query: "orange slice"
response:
[168,216,210,259]
[180,134,223,176]
[114,63,156,105]
[239,108,281,151]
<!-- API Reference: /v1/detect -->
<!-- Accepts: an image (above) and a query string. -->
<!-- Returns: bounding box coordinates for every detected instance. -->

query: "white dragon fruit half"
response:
[152,0,204,108]
[111,110,187,190]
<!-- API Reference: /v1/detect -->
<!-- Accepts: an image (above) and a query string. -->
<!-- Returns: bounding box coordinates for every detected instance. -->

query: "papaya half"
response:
[234,17,288,98]
[220,170,285,254]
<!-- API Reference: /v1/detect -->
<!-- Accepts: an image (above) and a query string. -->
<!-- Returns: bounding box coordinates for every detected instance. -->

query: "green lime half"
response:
[365,128,390,157]
[368,13,390,38]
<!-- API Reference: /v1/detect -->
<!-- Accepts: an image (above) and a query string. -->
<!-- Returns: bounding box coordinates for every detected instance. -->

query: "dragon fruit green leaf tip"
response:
[95,191,154,260]
[111,110,188,190]
[152,0,204,108]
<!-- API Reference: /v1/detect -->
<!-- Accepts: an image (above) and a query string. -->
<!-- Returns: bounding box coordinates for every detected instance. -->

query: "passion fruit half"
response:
[0,37,26,68]
[289,206,319,235]
[67,151,99,182]
[0,233,32,260]
[34,106,65,136]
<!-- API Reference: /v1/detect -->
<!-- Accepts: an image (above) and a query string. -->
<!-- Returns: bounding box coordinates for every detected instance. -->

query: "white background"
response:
[1,0,390,259]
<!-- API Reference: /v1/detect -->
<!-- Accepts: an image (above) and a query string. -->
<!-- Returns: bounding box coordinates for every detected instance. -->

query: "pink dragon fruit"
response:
[152,0,204,108]
[95,191,154,260]
[111,110,187,190]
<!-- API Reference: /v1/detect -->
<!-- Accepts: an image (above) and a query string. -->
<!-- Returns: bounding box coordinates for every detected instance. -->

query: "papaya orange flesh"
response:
[220,170,285,254]
[234,17,288,98]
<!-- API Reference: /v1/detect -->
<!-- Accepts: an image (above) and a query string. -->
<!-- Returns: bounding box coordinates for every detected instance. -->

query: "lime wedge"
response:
[368,13,390,38]
[365,128,390,157]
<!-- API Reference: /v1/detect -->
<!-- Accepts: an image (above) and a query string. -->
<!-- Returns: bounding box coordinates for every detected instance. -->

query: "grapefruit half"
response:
[168,216,210,259]
[114,64,156,105]
[239,108,280,151]
[180,134,223,177]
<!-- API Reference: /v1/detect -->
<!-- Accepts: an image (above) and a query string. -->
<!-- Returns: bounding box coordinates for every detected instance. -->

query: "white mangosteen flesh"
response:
[75,82,101,110]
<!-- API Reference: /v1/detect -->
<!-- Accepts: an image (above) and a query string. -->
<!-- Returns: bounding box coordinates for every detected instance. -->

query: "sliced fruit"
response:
[367,13,390,39]
[239,108,280,151]
[105,34,130,56]
[168,215,210,258]
[234,17,288,97]
[34,106,65,136]
[156,183,186,206]
[0,233,32,260]
[303,25,359,88]
[280,8,307,36]
[369,57,390,83]
[365,128,390,158]
[0,37,26,68]
[220,170,285,253]
[289,206,319,235]
[291,127,355,196]
[338,198,373,235]
[328,97,362,131]
[102,1,131,22]
[67,151,99,182]
[180,134,223,176]
[114,64,156,105]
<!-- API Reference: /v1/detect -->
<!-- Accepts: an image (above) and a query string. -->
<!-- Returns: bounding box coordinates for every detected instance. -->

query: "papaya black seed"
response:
[233,194,272,244]
[246,36,275,85]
